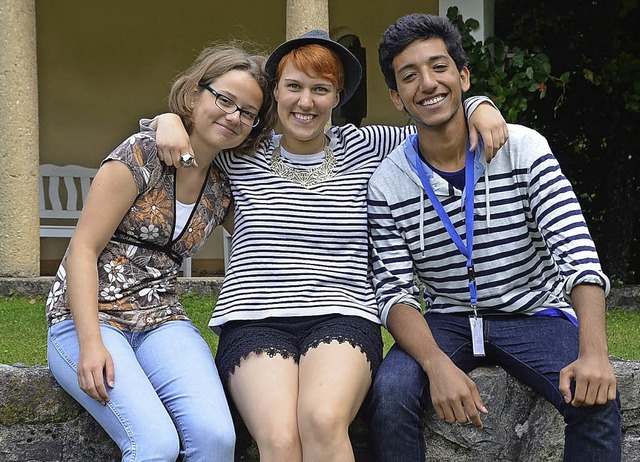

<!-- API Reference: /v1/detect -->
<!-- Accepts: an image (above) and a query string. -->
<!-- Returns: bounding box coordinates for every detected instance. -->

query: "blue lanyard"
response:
[414,142,478,313]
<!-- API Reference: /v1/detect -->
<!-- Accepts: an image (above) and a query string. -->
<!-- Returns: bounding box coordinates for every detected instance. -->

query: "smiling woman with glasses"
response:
[45,44,277,462]
[200,85,261,128]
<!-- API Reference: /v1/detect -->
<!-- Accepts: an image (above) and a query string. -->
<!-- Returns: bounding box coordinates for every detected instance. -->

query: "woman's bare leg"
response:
[228,353,302,462]
[297,341,372,462]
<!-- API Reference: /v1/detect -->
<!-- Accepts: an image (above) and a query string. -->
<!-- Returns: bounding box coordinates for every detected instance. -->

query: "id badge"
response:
[469,315,485,357]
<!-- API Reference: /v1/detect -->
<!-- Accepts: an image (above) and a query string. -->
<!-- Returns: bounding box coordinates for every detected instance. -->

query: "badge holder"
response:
[467,267,485,357]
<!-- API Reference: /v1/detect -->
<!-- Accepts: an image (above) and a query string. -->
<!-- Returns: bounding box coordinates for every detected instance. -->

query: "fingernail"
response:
[108,381,114,387]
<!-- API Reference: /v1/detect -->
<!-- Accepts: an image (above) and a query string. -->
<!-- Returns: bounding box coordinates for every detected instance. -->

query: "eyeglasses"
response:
[200,85,260,128]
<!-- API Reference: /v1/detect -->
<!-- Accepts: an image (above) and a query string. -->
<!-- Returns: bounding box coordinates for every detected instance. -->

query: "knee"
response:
[256,429,301,460]
[123,427,180,462]
[182,413,236,460]
[370,366,424,411]
[190,427,236,460]
[299,406,348,444]
[152,437,181,462]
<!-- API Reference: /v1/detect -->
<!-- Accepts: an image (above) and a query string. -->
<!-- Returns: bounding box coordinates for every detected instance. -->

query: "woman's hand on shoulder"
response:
[468,102,509,162]
[154,113,195,168]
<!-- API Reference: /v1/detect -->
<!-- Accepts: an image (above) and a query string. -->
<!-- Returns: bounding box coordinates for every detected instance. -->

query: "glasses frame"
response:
[199,85,260,128]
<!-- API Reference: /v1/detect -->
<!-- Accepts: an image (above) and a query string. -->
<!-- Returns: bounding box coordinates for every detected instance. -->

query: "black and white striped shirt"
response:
[209,124,415,328]
[368,124,609,327]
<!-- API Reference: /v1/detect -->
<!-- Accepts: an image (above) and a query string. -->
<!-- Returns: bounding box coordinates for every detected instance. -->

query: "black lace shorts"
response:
[215,314,383,386]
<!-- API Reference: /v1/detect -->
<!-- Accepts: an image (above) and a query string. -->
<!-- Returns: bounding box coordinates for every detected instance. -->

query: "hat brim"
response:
[266,33,362,108]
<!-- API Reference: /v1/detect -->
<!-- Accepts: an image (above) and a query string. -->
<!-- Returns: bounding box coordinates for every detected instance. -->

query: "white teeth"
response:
[420,95,445,106]
[294,113,314,120]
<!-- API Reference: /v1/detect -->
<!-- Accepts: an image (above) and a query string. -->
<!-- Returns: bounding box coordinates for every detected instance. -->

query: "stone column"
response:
[0,0,40,277]
[285,0,330,129]
[286,0,329,39]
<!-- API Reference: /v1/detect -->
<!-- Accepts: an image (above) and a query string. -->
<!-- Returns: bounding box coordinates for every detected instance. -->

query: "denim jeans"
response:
[48,319,235,462]
[367,313,622,462]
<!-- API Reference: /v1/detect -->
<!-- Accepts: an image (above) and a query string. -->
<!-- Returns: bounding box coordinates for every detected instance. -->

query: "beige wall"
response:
[329,0,439,126]
[36,0,287,271]
[36,0,437,272]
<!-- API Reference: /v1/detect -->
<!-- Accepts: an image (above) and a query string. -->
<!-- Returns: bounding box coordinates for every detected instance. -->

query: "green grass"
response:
[0,294,222,366]
[1,294,639,365]
[604,309,640,360]
[0,296,48,365]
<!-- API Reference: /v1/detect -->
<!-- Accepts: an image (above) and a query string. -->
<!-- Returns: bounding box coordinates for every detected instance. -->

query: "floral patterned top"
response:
[45,132,231,331]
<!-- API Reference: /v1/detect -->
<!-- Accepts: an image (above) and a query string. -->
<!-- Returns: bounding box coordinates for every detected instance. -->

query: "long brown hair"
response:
[169,44,277,155]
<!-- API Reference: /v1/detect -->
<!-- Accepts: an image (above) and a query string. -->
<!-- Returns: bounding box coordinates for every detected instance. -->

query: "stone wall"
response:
[1,278,639,460]
[1,360,638,462]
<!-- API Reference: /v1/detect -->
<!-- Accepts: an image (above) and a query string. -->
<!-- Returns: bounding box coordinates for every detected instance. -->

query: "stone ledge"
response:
[0,276,225,298]
[1,360,638,462]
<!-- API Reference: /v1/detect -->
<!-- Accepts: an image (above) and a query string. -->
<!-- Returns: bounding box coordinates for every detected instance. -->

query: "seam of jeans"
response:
[49,324,138,460]
[49,329,79,373]
[105,400,137,461]
[447,341,473,365]
[490,343,566,409]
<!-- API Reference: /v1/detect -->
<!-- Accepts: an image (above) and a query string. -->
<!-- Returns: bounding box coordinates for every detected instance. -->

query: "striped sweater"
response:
[209,124,414,329]
[367,124,609,328]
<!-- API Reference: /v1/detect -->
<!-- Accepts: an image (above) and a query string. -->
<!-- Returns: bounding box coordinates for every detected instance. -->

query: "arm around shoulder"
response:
[464,95,509,159]
[140,113,193,168]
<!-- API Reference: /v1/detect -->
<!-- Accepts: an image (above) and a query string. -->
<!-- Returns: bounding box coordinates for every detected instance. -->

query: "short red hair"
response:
[276,44,345,92]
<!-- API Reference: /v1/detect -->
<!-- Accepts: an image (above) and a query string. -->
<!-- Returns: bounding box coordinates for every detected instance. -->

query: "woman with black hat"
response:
[146,30,507,461]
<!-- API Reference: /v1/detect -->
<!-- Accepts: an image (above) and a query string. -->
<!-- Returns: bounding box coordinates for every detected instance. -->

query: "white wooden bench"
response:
[39,164,97,238]
[39,164,194,276]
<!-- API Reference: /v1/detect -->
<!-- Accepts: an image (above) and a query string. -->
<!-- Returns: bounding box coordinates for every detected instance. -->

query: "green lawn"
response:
[1,294,638,365]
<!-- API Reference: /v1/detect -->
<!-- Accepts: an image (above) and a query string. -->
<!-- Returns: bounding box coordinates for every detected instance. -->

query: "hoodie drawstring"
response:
[420,192,425,255]
[484,160,491,230]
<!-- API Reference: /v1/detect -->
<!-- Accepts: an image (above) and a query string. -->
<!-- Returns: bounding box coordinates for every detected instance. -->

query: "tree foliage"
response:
[447,7,569,123]
[456,1,640,284]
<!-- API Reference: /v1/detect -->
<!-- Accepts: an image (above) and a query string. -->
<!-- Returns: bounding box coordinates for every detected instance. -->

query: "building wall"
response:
[329,0,439,126]
[36,0,437,273]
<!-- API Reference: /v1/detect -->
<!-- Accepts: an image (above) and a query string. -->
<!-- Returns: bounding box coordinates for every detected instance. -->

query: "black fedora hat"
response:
[265,29,362,108]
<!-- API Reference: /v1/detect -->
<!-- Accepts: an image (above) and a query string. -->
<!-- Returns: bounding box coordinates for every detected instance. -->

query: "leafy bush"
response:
[447,6,569,123]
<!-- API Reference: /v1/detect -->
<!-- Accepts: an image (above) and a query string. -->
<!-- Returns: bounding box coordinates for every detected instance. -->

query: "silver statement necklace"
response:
[270,138,336,188]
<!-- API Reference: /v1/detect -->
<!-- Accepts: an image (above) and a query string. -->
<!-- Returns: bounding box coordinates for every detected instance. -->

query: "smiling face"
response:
[389,38,470,131]
[189,69,263,156]
[274,60,340,154]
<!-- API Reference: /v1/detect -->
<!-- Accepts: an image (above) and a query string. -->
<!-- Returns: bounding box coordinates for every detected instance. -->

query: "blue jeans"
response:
[367,313,622,462]
[48,319,235,462]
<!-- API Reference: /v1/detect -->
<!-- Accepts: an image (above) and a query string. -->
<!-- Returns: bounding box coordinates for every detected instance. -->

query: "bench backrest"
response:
[39,164,98,220]
[38,164,194,276]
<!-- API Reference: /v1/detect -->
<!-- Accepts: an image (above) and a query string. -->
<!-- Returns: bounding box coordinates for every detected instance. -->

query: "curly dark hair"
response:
[378,13,468,91]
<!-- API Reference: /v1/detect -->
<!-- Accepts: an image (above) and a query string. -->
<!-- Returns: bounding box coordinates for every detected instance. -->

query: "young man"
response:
[367,13,622,461]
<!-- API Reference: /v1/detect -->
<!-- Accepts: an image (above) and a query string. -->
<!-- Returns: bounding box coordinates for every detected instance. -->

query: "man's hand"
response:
[468,102,509,161]
[559,353,617,407]
[425,352,489,428]
[562,284,617,407]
